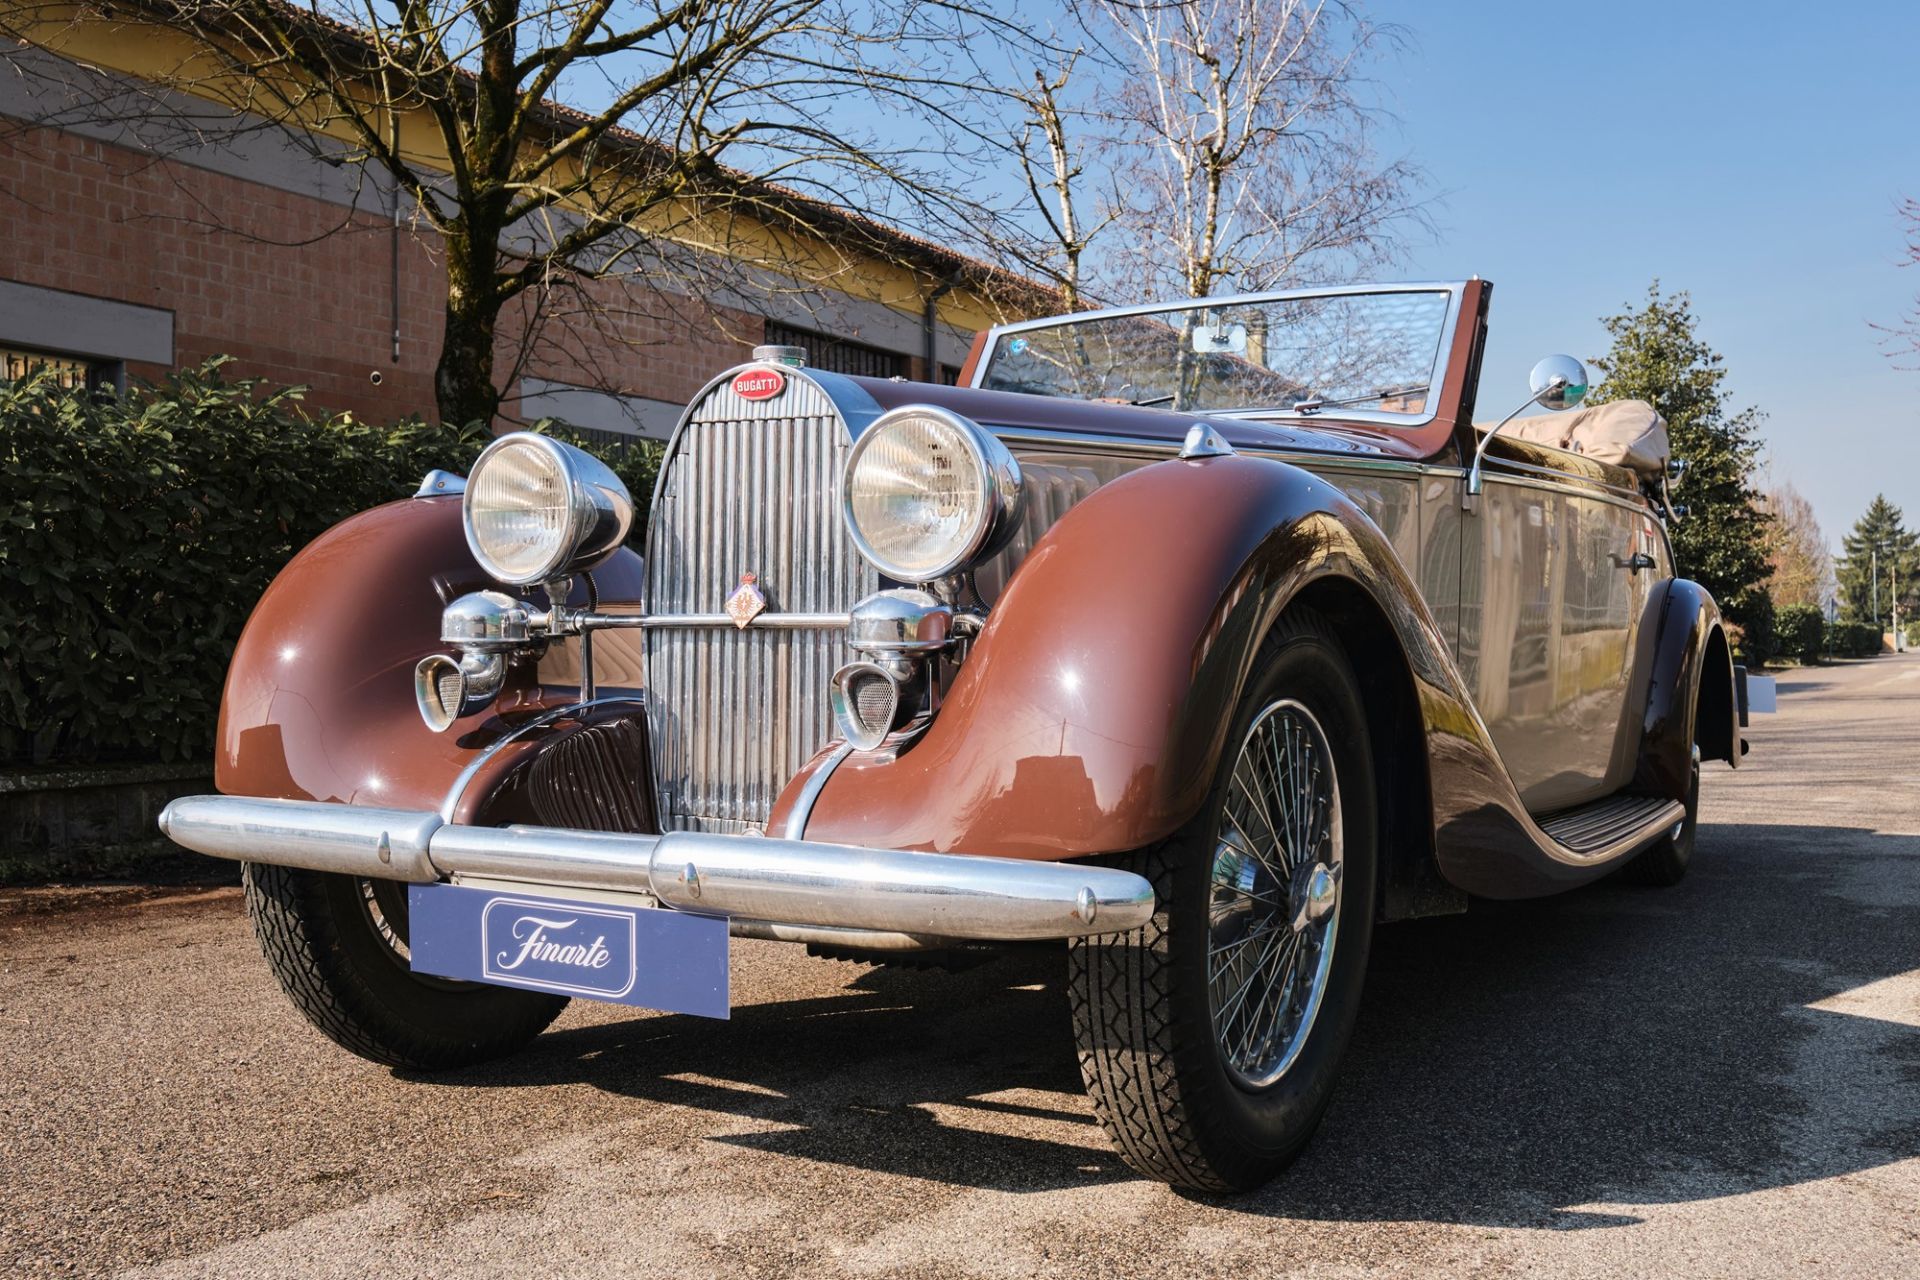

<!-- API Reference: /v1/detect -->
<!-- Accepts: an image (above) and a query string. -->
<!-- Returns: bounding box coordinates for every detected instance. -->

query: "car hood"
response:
[847,375,1437,462]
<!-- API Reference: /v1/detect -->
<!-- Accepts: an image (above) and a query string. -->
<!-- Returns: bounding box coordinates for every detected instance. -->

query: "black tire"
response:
[1617,748,1700,887]
[1067,608,1378,1192]
[243,862,568,1070]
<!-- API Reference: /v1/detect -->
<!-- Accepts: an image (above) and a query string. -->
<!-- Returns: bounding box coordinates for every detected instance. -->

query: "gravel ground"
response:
[3,657,1917,1278]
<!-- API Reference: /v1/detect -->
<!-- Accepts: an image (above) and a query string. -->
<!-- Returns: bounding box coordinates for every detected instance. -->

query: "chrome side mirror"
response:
[1466,354,1592,504]
[1528,354,1589,412]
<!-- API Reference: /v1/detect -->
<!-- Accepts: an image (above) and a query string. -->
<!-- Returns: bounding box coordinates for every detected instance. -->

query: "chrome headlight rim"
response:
[461,432,633,587]
[839,405,1023,584]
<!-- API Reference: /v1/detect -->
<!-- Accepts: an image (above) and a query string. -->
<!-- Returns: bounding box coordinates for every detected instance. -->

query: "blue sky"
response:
[1372,0,1920,549]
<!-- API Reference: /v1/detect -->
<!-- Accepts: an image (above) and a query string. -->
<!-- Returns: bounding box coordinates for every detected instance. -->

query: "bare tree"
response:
[1877,196,1920,368]
[1088,0,1423,301]
[4,0,1036,423]
[989,49,1126,313]
[1762,480,1836,610]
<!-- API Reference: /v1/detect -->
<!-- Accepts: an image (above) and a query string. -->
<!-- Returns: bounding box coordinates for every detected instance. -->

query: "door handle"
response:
[1612,552,1656,574]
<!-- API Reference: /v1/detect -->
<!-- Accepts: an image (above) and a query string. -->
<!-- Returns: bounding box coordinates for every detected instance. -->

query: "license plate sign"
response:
[407,883,729,1018]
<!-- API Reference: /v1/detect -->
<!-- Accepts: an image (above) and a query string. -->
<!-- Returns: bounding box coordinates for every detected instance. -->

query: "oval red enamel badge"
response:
[732,367,786,401]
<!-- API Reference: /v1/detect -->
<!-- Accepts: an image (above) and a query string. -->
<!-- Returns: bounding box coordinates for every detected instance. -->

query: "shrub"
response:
[1824,620,1883,659]
[1725,587,1776,668]
[1774,603,1825,664]
[1,360,660,767]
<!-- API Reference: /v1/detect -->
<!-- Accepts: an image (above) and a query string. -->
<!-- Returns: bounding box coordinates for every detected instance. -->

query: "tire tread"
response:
[244,862,565,1071]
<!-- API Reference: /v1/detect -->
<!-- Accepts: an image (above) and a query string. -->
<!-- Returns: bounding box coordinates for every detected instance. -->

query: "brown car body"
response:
[213,278,1737,913]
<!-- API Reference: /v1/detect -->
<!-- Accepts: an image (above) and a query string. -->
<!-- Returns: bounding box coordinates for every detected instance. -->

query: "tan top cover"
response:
[1490,399,1669,479]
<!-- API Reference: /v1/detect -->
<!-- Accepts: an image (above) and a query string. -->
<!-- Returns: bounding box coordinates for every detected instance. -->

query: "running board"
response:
[1536,794,1686,857]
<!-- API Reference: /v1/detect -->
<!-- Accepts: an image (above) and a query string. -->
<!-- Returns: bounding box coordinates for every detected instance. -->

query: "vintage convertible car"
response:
[159,281,1743,1192]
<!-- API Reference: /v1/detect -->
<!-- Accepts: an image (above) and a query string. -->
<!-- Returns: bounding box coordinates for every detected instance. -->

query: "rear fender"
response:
[1634,578,1739,795]
[215,495,648,825]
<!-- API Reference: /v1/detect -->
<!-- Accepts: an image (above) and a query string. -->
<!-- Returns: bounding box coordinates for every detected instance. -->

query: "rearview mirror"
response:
[1192,321,1248,356]
[1529,355,1589,412]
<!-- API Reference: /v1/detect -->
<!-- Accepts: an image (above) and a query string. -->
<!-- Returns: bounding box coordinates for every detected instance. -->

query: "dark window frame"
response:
[763,320,907,380]
[1,345,124,395]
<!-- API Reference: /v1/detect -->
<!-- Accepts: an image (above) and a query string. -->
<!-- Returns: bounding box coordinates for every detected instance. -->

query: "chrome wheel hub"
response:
[1206,699,1343,1090]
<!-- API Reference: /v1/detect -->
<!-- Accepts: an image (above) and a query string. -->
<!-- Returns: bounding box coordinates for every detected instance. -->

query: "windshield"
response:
[978,288,1453,419]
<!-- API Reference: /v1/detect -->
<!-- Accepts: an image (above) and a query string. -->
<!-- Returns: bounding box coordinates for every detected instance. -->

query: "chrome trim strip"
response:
[156,794,1157,942]
[971,281,1467,431]
[634,612,851,631]
[782,742,855,841]
[438,696,645,823]
[988,424,1462,477]
[996,422,1648,511]
[1480,456,1646,504]
[1482,468,1650,512]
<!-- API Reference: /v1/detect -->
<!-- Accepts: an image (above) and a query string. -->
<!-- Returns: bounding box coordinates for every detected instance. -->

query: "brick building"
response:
[0,24,1039,438]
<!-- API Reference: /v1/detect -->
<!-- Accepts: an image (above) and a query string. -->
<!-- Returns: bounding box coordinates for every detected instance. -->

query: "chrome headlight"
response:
[841,406,1023,582]
[463,433,633,586]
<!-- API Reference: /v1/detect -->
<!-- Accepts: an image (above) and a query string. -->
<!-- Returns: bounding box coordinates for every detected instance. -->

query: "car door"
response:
[1458,470,1656,812]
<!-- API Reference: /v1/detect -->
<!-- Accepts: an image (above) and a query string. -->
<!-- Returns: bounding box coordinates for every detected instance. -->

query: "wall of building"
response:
[0,35,1011,435]
[0,122,781,426]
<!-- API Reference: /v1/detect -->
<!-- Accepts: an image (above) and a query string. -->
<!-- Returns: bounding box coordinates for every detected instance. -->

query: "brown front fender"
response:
[215,495,647,824]
[786,453,1469,862]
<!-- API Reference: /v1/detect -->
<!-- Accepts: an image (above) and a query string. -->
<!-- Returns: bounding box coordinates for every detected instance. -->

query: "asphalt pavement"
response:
[4,656,1918,1278]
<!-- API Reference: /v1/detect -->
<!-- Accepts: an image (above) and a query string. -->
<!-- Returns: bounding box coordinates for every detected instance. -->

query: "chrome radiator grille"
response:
[643,375,876,833]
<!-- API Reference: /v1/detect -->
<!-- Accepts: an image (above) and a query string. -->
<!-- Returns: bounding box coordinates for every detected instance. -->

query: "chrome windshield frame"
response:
[970,281,1467,431]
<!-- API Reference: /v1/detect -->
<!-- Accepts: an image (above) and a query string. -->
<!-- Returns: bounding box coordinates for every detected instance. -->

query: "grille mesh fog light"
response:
[830,661,907,751]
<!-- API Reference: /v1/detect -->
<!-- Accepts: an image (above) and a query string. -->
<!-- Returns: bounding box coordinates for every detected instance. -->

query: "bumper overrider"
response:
[156,795,1156,943]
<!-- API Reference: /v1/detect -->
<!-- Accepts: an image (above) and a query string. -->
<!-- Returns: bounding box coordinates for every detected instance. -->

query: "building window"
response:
[939,363,962,385]
[1,346,121,394]
[763,321,907,380]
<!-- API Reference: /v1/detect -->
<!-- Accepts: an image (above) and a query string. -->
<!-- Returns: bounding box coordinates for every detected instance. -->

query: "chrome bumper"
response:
[156,795,1154,942]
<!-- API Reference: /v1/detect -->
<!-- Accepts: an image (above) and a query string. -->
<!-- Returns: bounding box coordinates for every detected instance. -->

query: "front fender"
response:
[215,495,646,822]
[786,453,1458,859]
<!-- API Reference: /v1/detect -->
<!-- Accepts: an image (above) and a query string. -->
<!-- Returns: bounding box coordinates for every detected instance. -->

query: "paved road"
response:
[5,658,1919,1278]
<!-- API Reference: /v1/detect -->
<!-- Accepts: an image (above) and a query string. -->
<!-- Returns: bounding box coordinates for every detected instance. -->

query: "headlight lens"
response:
[463,433,633,585]
[842,407,1022,582]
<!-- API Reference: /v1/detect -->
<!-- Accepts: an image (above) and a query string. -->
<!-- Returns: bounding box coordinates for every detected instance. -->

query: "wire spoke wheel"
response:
[1068,608,1375,1191]
[1207,698,1343,1090]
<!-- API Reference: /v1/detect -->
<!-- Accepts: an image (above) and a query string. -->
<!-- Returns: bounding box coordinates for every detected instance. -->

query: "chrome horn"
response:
[413,590,534,731]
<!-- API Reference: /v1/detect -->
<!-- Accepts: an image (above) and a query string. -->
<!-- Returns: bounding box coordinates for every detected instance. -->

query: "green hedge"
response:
[1775,603,1825,664]
[1825,620,1883,659]
[1725,587,1776,668]
[2,360,661,767]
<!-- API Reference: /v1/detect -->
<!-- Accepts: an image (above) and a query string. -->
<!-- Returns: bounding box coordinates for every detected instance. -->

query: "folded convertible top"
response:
[1481,399,1669,480]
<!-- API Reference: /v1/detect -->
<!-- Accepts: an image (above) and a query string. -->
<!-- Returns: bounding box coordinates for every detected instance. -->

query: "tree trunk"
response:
[434,226,502,427]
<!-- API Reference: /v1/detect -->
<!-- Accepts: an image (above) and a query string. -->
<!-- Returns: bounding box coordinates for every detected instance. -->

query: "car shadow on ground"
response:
[441,821,1920,1229]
